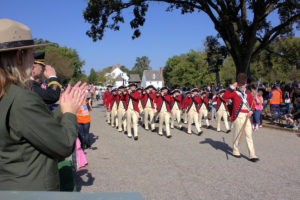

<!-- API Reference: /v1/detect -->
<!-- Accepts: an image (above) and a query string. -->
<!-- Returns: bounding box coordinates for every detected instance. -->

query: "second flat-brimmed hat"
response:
[0,19,49,52]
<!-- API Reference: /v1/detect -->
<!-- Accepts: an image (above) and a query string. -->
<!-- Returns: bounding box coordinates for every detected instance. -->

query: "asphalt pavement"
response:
[75,102,300,200]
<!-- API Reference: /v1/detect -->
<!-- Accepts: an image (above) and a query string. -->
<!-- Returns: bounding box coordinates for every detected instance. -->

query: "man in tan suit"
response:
[142,85,157,132]
[117,86,127,133]
[110,89,119,128]
[170,89,183,130]
[126,83,141,140]
[186,89,203,135]
[199,91,211,129]
[155,87,172,138]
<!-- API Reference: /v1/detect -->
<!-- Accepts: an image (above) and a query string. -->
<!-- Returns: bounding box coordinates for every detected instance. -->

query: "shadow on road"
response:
[200,138,249,160]
[89,133,99,147]
[75,169,95,191]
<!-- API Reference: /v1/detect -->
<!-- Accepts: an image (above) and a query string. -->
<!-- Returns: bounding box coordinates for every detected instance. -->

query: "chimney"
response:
[117,63,120,68]
[160,67,165,86]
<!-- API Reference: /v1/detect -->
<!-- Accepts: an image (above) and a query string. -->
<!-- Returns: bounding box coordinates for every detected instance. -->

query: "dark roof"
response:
[129,74,141,82]
[143,70,162,81]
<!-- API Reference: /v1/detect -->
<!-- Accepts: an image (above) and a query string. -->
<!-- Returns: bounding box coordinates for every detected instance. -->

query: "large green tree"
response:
[83,0,299,78]
[131,56,151,78]
[34,39,86,84]
[88,68,98,84]
[164,50,215,87]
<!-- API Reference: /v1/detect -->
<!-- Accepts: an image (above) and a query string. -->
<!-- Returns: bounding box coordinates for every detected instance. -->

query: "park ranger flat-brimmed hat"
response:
[0,19,49,52]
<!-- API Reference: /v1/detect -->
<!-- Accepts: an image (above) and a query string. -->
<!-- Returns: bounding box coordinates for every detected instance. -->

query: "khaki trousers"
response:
[171,108,182,129]
[188,110,201,134]
[216,110,230,131]
[232,112,257,159]
[126,109,139,138]
[117,107,127,132]
[158,111,171,136]
[199,107,210,127]
[106,110,111,123]
[144,107,155,130]
[111,106,118,127]
[183,111,188,124]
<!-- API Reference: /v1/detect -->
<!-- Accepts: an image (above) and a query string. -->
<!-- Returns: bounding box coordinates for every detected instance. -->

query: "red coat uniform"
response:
[222,88,255,122]
[109,94,119,111]
[118,93,127,109]
[142,92,156,109]
[103,90,110,107]
[170,95,182,110]
[185,96,202,113]
[212,96,229,112]
[199,97,209,110]
[155,94,172,113]
[124,90,141,112]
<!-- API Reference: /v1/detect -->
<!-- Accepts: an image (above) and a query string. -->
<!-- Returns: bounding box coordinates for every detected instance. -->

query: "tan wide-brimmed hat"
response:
[0,19,49,52]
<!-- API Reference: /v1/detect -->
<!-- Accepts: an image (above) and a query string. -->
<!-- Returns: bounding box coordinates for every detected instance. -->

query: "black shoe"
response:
[86,144,91,149]
[226,130,231,133]
[134,136,138,140]
[198,131,203,136]
[151,129,156,132]
[167,135,172,138]
[180,126,184,130]
[207,125,212,129]
[233,155,241,158]
[250,158,259,162]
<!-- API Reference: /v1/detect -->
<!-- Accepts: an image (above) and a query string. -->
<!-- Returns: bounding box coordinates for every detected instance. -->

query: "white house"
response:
[105,63,129,87]
[141,69,164,89]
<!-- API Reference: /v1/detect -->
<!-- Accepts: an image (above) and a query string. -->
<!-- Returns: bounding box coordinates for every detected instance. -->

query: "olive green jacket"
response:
[0,85,77,191]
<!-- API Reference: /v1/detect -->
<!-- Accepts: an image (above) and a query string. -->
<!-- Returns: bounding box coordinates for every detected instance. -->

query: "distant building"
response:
[105,63,129,87]
[128,74,141,87]
[141,68,164,89]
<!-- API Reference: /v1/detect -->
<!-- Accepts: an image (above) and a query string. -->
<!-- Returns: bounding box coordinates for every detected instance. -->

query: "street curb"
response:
[262,123,300,134]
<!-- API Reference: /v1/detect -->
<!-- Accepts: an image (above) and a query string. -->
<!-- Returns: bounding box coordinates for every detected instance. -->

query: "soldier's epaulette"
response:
[48,81,62,89]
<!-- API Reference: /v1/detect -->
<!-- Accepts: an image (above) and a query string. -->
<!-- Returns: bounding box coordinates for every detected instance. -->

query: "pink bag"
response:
[76,138,88,169]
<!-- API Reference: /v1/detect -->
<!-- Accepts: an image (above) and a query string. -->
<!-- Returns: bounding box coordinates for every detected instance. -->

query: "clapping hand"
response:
[60,81,88,114]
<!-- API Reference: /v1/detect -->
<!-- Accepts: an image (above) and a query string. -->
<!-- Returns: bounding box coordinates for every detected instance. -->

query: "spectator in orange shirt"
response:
[76,97,92,149]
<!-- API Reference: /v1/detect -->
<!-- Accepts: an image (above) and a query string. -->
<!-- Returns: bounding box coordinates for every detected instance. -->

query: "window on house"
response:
[152,74,156,80]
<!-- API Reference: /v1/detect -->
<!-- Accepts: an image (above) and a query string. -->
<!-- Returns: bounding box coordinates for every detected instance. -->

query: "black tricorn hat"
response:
[201,91,207,95]
[136,87,143,91]
[161,86,169,91]
[191,88,199,93]
[107,84,113,88]
[145,85,155,90]
[218,89,226,94]
[128,83,137,88]
[118,86,125,90]
[172,89,181,94]
[186,91,192,95]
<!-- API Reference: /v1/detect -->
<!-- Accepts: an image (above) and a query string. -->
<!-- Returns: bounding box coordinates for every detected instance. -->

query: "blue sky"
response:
[1,0,299,74]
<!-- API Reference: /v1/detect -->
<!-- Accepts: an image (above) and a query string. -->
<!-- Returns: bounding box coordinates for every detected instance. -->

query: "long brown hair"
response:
[0,49,33,98]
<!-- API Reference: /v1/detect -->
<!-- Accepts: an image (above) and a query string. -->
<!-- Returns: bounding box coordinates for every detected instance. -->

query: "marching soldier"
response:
[25,52,62,108]
[199,91,211,129]
[103,85,113,124]
[110,89,119,128]
[182,91,192,124]
[155,87,172,138]
[117,86,127,133]
[170,89,183,130]
[125,83,141,140]
[136,87,144,122]
[184,89,203,135]
[142,85,157,132]
[213,90,230,133]
[222,73,259,162]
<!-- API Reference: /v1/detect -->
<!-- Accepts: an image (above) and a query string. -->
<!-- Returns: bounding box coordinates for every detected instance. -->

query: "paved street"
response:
[76,102,300,200]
